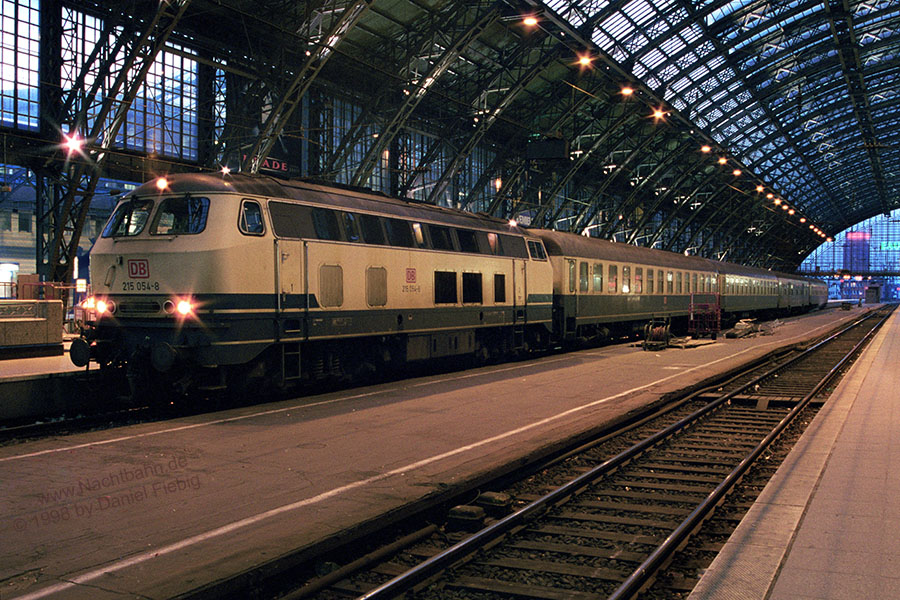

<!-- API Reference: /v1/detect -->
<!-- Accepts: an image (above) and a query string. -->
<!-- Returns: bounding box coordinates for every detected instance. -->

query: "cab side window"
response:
[527,240,547,260]
[239,200,265,235]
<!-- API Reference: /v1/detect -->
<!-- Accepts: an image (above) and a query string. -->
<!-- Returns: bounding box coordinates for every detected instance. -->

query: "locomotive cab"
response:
[72,175,276,397]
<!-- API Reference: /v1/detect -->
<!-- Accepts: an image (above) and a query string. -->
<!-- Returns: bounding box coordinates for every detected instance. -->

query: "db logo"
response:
[128,259,149,279]
[405,268,416,284]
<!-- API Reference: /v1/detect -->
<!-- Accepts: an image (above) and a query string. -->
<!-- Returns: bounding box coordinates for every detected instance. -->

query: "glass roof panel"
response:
[539,0,900,236]
[706,0,755,24]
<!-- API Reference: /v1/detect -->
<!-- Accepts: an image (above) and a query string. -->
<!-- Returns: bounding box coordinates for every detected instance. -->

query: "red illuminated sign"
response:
[241,154,290,173]
[128,259,149,279]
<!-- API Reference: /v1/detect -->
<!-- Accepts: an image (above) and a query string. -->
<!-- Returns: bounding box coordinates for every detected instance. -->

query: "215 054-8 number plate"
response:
[122,281,160,292]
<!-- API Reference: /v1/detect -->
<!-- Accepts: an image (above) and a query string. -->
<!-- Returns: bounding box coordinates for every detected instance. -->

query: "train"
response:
[70,173,828,399]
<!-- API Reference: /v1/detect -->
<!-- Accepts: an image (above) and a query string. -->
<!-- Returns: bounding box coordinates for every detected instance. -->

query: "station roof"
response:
[54,1,900,271]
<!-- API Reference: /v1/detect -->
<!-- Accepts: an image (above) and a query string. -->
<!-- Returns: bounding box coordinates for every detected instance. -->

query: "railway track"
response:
[269,305,893,600]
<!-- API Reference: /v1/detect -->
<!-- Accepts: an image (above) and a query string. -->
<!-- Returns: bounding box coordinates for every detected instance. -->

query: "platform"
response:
[0,334,80,378]
[0,307,867,599]
[0,335,97,422]
[689,306,900,599]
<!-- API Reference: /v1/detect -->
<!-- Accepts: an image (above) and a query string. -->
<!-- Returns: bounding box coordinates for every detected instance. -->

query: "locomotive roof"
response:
[130,173,519,235]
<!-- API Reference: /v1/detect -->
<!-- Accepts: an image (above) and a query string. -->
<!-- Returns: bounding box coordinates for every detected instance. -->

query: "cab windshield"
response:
[151,196,210,235]
[102,199,154,238]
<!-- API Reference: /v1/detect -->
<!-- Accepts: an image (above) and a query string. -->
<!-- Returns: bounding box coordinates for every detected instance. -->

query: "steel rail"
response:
[357,308,887,600]
[607,306,893,599]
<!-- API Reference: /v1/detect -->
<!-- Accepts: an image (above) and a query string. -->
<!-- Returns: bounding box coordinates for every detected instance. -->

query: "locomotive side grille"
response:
[117,301,161,314]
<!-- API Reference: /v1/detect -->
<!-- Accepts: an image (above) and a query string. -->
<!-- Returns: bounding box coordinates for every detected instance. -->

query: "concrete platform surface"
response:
[0,338,80,381]
[690,307,900,600]
[0,308,865,599]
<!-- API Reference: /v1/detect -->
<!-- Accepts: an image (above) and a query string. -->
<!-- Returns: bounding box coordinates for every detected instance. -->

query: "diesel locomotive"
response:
[70,173,827,398]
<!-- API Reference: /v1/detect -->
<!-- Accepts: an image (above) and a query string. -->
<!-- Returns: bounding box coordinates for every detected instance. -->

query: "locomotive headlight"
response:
[176,300,193,316]
[95,299,115,315]
[164,297,195,318]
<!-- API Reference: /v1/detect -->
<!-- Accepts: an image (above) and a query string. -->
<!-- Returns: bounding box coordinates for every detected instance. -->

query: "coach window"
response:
[359,214,386,245]
[239,200,264,235]
[494,273,506,303]
[312,208,341,241]
[647,268,654,293]
[579,262,589,292]
[622,266,631,293]
[152,196,210,235]
[676,272,683,294]
[592,263,603,292]
[342,212,360,242]
[692,273,698,294]
[635,268,643,293]
[658,270,664,295]
[666,271,674,294]
[434,271,457,304]
[462,272,483,304]
[385,218,414,247]
[608,265,618,293]
[457,229,479,253]
[568,260,576,293]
